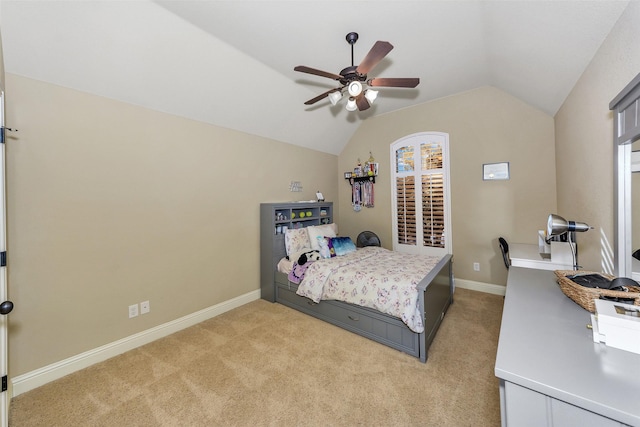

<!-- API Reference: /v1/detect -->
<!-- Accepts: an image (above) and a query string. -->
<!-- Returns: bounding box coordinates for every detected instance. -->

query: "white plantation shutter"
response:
[391,133,451,255]
[396,175,416,245]
[422,173,445,248]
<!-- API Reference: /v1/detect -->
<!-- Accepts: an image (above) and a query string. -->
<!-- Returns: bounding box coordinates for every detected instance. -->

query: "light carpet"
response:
[9,288,504,426]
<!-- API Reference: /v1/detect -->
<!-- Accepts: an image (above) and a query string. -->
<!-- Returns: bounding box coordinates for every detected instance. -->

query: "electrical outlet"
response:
[473,262,480,272]
[140,300,150,314]
[128,304,139,318]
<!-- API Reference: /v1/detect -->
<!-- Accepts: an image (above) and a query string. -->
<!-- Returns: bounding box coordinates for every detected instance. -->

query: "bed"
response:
[264,222,454,363]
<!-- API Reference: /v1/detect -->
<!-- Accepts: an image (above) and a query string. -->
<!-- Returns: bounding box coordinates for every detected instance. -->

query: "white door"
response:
[0,89,13,427]
[391,132,452,257]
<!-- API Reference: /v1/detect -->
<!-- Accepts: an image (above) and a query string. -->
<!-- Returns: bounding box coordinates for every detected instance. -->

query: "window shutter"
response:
[391,132,450,254]
[422,174,445,248]
[396,176,416,245]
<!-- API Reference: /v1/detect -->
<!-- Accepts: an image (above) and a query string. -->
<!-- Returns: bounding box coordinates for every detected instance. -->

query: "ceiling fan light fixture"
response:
[364,89,378,104]
[348,80,363,97]
[346,97,358,111]
[294,33,420,111]
[328,90,343,106]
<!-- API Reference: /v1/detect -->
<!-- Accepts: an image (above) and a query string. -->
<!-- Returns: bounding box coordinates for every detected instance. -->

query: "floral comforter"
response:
[295,246,441,333]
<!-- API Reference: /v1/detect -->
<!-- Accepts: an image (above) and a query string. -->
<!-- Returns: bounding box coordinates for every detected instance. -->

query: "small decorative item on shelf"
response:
[344,172,352,179]
[306,211,312,217]
[364,151,375,176]
[299,212,305,218]
[354,158,363,177]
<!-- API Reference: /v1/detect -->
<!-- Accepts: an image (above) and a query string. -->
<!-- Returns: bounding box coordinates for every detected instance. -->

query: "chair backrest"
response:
[499,237,510,269]
[633,249,640,261]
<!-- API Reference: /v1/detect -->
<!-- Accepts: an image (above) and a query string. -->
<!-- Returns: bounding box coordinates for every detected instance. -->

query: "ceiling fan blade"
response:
[304,88,341,105]
[294,65,342,81]
[356,41,393,75]
[356,94,370,111]
[368,77,420,88]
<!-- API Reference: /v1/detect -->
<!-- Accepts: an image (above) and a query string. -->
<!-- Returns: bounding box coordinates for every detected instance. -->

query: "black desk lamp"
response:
[546,214,593,270]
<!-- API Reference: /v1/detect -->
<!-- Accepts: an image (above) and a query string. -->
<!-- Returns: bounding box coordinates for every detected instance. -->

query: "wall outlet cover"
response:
[140,300,150,314]
[128,304,139,318]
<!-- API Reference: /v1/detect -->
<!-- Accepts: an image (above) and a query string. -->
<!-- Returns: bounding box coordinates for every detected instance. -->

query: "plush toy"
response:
[317,236,331,259]
[297,250,321,265]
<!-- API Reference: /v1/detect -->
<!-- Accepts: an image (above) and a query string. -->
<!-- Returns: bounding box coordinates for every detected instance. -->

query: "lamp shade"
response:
[547,214,592,237]
[348,81,363,97]
[328,90,342,106]
[364,89,378,104]
[346,97,357,111]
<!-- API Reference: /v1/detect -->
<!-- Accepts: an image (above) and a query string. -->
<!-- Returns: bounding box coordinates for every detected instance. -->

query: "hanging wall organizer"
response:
[345,175,375,210]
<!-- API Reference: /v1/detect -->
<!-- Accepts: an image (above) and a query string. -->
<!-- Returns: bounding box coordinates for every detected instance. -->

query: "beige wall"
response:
[555,1,640,273]
[338,86,556,287]
[5,74,338,376]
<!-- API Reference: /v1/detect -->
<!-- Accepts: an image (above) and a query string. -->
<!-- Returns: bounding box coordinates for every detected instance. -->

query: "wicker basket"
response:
[554,270,640,313]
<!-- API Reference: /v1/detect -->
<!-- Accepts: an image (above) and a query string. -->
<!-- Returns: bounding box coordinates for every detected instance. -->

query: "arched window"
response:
[391,132,452,256]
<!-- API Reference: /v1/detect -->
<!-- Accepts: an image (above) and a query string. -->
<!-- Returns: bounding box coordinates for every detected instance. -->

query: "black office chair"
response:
[633,249,640,261]
[499,237,510,269]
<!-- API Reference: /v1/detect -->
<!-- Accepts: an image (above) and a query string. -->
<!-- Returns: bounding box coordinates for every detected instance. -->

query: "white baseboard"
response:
[455,278,506,296]
[11,290,261,397]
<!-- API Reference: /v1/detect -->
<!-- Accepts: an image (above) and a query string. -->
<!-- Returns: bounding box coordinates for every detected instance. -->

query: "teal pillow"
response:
[330,237,357,256]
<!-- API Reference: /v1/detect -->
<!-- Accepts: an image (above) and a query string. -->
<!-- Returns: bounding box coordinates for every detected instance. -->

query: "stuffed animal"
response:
[317,236,331,259]
[297,250,321,265]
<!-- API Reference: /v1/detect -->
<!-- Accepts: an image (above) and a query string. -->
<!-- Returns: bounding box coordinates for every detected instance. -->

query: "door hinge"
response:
[0,252,5,267]
[0,127,18,144]
[1,375,7,392]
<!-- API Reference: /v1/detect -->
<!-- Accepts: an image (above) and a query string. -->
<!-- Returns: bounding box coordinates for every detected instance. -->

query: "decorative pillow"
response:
[285,228,311,257]
[307,223,338,251]
[326,237,337,257]
[330,237,357,256]
[317,236,331,259]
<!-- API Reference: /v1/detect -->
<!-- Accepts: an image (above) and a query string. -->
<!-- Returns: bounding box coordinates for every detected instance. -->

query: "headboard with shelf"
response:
[260,202,333,301]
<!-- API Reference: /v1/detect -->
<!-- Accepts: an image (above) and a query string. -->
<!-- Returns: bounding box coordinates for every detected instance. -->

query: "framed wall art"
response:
[483,162,510,180]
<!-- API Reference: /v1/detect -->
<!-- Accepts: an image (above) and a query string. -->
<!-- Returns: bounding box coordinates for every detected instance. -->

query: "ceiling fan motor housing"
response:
[339,65,367,86]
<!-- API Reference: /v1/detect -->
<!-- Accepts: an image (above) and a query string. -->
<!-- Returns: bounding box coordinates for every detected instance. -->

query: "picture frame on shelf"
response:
[344,172,353,179]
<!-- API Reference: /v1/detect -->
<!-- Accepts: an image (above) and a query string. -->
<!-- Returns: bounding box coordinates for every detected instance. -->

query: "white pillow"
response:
[307,223,338,251]
[285,228,311,257]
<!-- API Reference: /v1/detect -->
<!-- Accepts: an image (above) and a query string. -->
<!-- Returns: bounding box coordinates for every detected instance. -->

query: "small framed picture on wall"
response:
[483,162,510,180]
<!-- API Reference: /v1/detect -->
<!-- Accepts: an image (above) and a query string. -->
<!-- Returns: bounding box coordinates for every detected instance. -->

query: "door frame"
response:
[0,87,9,427]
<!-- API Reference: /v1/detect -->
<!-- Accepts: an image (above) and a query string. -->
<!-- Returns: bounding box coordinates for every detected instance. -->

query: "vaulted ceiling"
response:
[0,1,630,154]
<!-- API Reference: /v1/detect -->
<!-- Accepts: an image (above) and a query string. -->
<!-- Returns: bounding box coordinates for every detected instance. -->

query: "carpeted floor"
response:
[9,288,504,426]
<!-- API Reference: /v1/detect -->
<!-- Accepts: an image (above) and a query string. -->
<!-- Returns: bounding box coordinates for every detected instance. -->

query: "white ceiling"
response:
[0,0,630,155]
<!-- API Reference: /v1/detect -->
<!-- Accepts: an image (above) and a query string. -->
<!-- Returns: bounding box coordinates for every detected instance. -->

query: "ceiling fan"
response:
[294,32,420,112]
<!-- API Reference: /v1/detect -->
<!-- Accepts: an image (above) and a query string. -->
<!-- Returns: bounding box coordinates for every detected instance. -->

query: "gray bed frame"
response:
[269,253,454,363]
